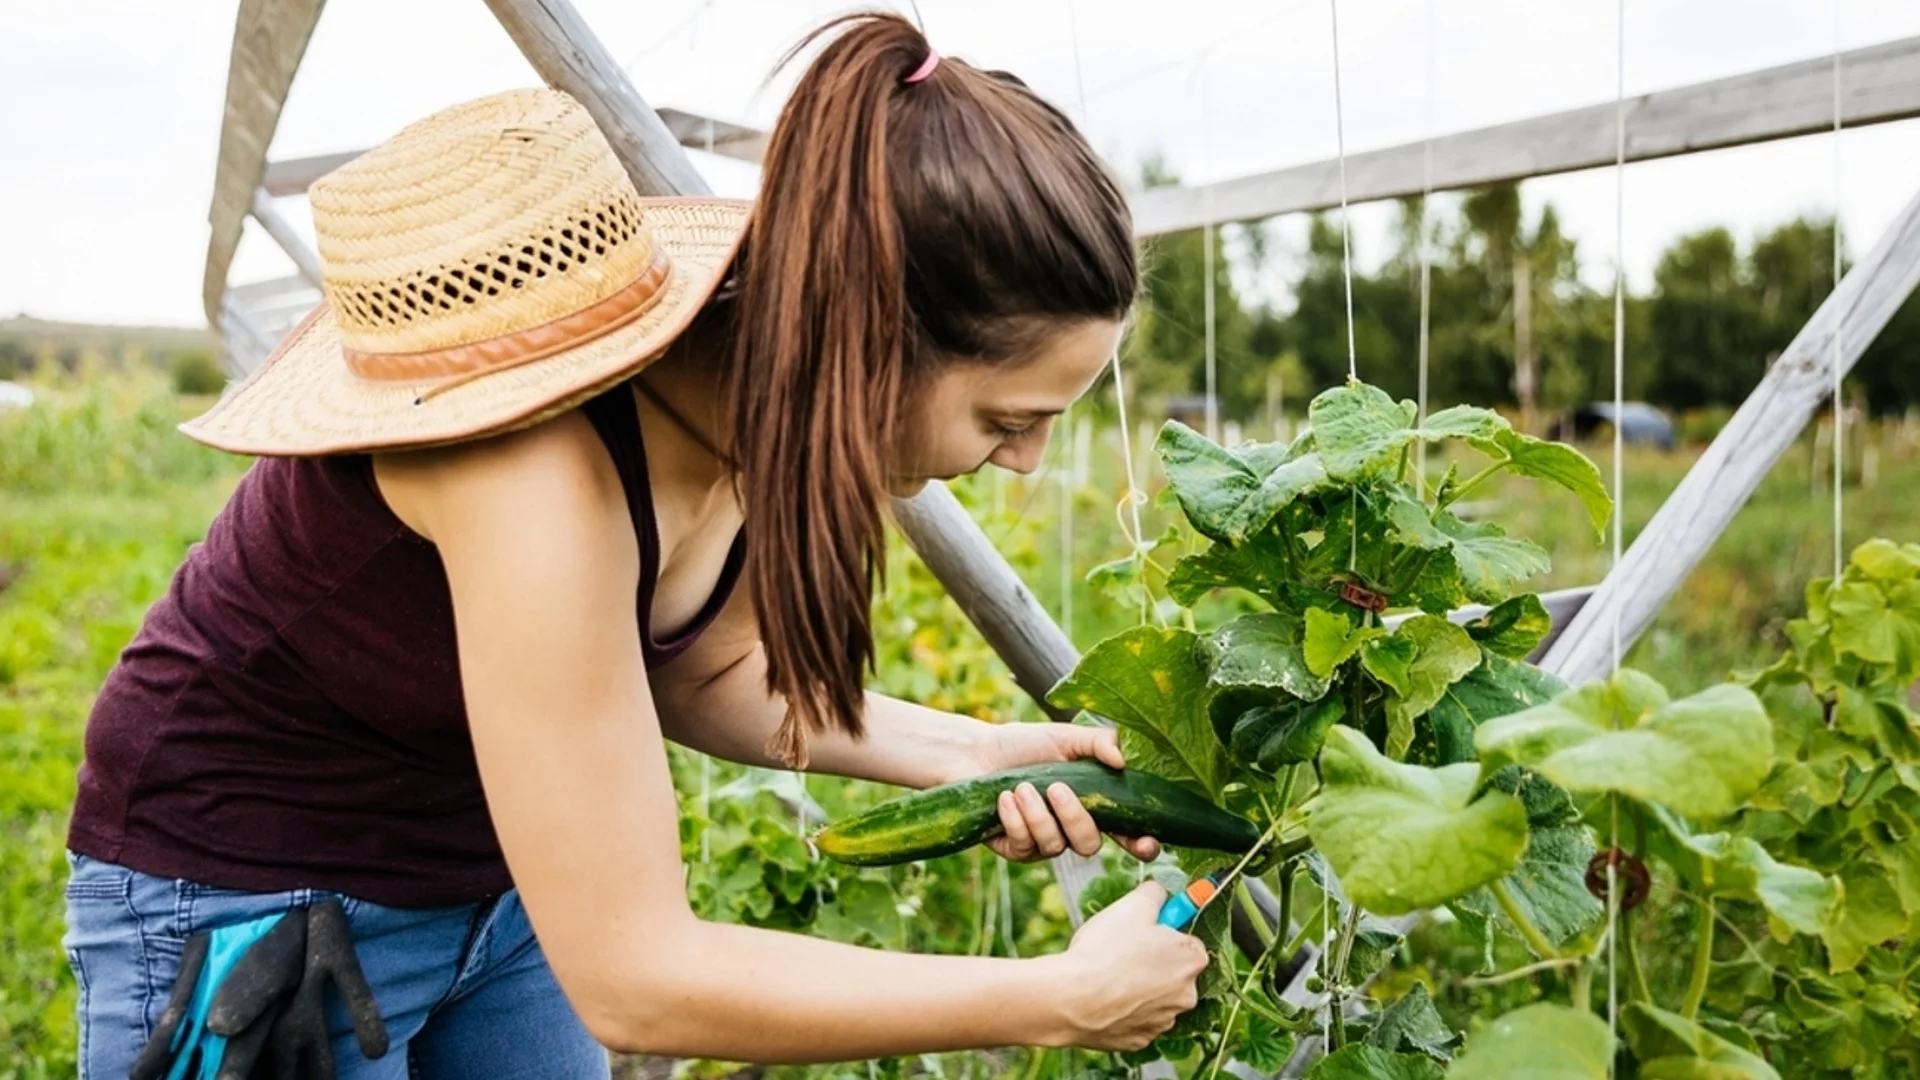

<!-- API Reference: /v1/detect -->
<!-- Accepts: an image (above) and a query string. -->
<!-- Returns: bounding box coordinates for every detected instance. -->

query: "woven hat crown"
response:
[308,88,659,356]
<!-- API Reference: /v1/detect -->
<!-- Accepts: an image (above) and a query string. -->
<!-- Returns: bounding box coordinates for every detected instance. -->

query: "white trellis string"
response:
[1330,0,1358,383]
[1415,0,1435,498]
[1607,0,1628,1065]
[1064,0,1149,589]
[1202,64,1220,443]
[1831,0,1845,581]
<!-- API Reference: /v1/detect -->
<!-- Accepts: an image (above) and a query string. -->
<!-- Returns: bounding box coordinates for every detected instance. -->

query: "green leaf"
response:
[1834,684,1920,762]
[1642,806,1837,936]
[1156,420,1330,543]
[1422,404,1511,442]
[1822,861,1908,973]
[1049,626,1229,798]
[1474,671,1774,821]
[1308,726,1530,914]
[1454,769,1602,948]
[1363,634,1417,697]
[1828,577,1920,673]
[1446,1003,1613,1080]
[1427,655,1568,766]
[1621,1003,1780,1079]
[1483,430,1612,540]
[1850,538,1920,582]
[1308,1045,1445,1080]
[1311,381,1421,481]
[1209,613,1333,703]
[1465,594,1553,659]
[1239,1015,1297,1073]
[1169,532,1294,608]
[1230,697,1346,772]
[1306,607,1385,678]
[1344,914,1409,982]
[1365,984,1461,1062]
[1433,513,1550,605]
[1380,616,1483,760]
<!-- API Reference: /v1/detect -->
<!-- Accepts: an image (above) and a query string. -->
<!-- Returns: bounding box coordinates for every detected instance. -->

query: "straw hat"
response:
[183,88,750,456]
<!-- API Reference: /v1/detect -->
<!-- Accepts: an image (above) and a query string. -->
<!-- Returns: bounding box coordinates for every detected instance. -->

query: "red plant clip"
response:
[1584,849,1651,912]
[1338,580,1389,613]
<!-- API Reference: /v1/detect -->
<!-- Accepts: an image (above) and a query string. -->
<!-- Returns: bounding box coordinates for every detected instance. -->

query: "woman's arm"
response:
[653,589,1161,862]
[374,416,1202,1062]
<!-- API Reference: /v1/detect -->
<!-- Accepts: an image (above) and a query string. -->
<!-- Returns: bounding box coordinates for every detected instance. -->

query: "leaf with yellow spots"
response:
[1049,626,1230,799]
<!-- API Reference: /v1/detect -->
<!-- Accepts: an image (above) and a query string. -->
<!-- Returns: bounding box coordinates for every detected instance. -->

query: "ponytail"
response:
[725,12,1137,767]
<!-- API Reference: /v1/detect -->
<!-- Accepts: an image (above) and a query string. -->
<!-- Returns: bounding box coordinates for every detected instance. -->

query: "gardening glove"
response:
[209,898,388,1079]
[128,909,292,1080]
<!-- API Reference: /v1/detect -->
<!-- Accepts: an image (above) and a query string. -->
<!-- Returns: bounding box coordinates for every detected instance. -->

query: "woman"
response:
[63,12,1206,1079]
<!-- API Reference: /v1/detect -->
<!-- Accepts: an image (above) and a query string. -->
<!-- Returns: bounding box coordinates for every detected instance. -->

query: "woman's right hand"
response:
[1050,881,1210,1051]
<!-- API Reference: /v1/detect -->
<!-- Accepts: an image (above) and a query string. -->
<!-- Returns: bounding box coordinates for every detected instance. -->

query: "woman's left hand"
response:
[959,723,1161,865]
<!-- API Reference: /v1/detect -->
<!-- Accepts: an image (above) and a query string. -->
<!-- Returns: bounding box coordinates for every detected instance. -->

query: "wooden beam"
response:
[249,187,324,288]
[482,0,710,200]
[217,295,275,377]
[1133,35,1920,236]
[228,274,317,307]
[202,0,326,326]
[260,108,768,197]
[1543,177,1920,684]
[1385,584,1593,664]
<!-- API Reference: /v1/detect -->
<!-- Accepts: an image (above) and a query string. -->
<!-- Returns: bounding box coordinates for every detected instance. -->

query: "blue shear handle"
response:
[1155,892,1202,931]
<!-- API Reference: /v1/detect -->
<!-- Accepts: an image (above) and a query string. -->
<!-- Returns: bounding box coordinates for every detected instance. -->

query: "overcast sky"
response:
[3,0,1917,328]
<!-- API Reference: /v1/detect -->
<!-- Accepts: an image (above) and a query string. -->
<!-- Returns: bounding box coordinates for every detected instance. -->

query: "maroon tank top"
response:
[67,383,744,907]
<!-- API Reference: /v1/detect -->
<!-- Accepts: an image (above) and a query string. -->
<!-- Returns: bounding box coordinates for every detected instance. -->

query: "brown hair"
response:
[721,11,1137,766]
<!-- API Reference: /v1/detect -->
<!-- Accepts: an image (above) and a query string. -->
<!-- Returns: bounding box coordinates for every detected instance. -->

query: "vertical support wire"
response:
[1066,0,1149,582]
[1832,0,1845,580]
[1415,0,1435,498]
[1202,65,1220,442]
[1607,0,1628,1066]
[1330,0,1358,383]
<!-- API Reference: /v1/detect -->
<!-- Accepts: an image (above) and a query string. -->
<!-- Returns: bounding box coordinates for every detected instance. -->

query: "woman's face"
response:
[888,318,1124,497]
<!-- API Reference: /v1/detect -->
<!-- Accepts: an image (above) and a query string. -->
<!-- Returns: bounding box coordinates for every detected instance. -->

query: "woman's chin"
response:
[884,475,934,499]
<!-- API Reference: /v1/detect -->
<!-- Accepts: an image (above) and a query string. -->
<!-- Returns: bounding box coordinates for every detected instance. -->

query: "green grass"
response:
[3,374,1915,1075]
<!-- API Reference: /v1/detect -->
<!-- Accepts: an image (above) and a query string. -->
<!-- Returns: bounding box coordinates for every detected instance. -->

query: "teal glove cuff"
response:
[165,911,287,1080]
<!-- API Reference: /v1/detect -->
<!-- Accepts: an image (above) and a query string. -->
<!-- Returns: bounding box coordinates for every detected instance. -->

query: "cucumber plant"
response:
[1046,381,1847,1078]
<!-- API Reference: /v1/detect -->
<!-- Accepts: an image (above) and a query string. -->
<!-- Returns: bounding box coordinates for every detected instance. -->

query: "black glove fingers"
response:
[308,898,389,1059]
[129,930,211,1080]
[207,909,308,1037]
[212,1007,276,1080]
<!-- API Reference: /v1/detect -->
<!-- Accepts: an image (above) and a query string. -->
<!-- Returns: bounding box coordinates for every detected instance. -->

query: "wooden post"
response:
[249,187,324,289]
[1542,177,1920,684]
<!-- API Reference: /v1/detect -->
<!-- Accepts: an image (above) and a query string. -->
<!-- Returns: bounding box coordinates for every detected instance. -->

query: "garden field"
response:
[3,372,1917,1078]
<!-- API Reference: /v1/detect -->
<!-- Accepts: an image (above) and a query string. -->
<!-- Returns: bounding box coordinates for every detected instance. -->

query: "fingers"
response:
[1089,728,1127,769]
[130,930,210,1080]
[207,910,306,1036]
[995,790,1037,859]
[1012,782,1071,858]
[213,1010,274,1080]
[309,899,388,1059]
[1044,783,1106,857]
[1113,834,1162,862]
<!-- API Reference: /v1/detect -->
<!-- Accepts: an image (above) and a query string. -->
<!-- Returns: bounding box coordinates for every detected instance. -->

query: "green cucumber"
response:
[813,761,1262,867]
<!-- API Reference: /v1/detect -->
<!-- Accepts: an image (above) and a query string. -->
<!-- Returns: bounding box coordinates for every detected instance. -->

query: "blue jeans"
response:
[62,852,611,1079]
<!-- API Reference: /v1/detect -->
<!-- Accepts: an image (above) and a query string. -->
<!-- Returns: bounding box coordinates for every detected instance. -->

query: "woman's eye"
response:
[990,421,1037,440]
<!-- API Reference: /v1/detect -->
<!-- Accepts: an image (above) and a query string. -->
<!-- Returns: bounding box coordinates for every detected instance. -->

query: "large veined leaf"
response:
[1308,727,1529,914]
[1228,697,1346,773]
[1364,984,1461,1062]
[1308,1046,1445,1080]
[1482,429,1612,540]
[1821,861,1908,973]
[1454,768,1602,949]
[1048,627,1229,798]
[1446,1003,1613,1080]
[1621,1003,1781,1080]
[1382,489,1548,605]
[1828,576,1920,676]
[1643,805,1837,936]
[1850,537,1920,581]
[1465,594,1553,659]
[1168,532,1294,609]
[1209,613,1333,703]
[1474,670,1774,821]
[1427,654,1567,765]
[1379,615,1483,760]
[1310,382,1423,481]
[1156,421,1330,543]
[1305,606,1385,678]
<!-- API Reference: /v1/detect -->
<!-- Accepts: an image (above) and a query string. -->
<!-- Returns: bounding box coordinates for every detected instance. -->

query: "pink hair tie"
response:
[903,48,940,85]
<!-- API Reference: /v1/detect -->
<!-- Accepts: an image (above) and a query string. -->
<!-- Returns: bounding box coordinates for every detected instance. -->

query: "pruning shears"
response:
[1155,871,1229,932]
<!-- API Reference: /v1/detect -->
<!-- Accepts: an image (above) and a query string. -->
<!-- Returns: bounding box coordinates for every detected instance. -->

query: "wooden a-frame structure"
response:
[201,1,1920,1071]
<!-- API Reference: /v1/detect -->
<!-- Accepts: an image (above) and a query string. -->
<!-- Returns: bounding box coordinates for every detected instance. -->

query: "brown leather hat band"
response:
[342,251,674,385]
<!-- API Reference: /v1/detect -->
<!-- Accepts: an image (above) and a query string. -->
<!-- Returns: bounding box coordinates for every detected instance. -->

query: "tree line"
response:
[1121,171,1920,429]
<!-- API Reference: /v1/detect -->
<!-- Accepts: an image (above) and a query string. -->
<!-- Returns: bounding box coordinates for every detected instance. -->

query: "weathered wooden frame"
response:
[199,1,1920,1072]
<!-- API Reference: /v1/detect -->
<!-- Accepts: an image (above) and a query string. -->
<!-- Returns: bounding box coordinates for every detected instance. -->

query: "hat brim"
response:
[182,197,750,457]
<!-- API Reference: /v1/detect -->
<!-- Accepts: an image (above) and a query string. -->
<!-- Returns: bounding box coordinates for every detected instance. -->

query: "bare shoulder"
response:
[371,408,626,548]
